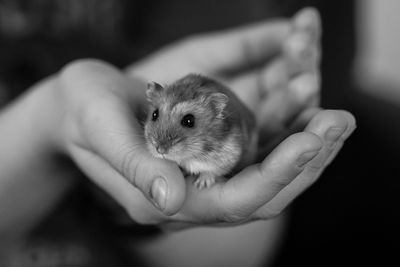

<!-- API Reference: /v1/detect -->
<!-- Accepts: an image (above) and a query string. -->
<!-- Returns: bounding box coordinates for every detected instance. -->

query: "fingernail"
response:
[297,150,320,168]
[325,127,346,144]
[293,8,319,34]
[150,177,167,211]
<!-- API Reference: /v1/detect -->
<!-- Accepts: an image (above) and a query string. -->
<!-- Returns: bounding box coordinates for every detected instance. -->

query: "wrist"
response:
[0,77,61,157]
[0,77,76,239]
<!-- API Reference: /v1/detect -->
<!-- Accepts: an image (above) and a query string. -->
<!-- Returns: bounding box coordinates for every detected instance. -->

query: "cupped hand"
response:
[128,7,322,150]
[51,7,355,230]
[124,8,354,228]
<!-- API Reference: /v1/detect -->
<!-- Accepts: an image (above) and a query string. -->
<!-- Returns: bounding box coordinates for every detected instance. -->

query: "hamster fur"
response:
[144,74,258,189]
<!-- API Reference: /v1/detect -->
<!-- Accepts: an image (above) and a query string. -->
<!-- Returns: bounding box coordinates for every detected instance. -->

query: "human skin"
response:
[0,7,355,257]
[126,9,356,266]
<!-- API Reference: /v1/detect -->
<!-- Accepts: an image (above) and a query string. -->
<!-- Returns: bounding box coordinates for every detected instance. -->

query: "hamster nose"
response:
[156,145,168,154]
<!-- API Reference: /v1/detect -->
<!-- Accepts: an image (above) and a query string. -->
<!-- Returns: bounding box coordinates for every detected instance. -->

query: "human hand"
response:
[48,8,355,231]
[122,8,355,228]
[127,7,321,144]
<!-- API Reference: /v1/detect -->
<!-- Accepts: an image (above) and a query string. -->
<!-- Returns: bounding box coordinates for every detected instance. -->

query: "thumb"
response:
[60,60,186,215]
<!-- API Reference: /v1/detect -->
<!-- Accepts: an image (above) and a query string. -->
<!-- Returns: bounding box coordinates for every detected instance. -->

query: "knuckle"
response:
[217,189,246,223]
[75,100,105,142]
[306,162,323,174]
[58,59,117,97]
[256,164,291,192]
[57,59,106,102]
[270,179,292,193]
[59,58,109,82]
[257,207,284,220]
[218,205,251,224]
[118,146,143,186]
[266,207,284,218]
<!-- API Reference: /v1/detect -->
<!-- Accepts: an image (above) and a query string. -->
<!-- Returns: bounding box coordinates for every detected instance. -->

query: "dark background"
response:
[0,0,399,266]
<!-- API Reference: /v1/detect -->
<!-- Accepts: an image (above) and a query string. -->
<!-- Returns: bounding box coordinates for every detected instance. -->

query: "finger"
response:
[214,132,322,222]
[60,60,186,215]
[257,71,320,143]
[287,106,322,133]
[281,71,320,125]
[284,7,322,75]
[259,7,321,89]
[211,7,321,75]
[292,7,322,43]
[254,110,356,219]
[127,20,290,84]
[234,7,321,97]
[193,20,290,75]
[257,107,321,161]
[321,110,357,166]
[228,64,319,135]
[256,7,322,137]
[162,132,322,224]
[289,110,353,183]
[69,145,165,224]
[305,110,351,175]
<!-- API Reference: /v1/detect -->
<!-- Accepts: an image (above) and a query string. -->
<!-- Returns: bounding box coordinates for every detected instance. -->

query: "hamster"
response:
[144,74,258,189]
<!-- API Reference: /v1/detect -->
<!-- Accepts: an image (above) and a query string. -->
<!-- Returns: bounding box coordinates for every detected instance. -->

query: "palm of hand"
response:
[62,8,354,229]
[129,32,317,164]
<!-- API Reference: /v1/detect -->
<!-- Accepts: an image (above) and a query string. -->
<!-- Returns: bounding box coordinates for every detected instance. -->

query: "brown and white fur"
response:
[144,74,258,189]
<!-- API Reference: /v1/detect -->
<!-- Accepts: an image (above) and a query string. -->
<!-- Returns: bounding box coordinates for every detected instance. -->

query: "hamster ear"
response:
[208,93,228,114]
[146,82,164,101]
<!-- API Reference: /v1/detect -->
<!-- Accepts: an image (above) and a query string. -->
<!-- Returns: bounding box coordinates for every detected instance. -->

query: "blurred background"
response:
[0,0,399,266]
[356,0,400,105]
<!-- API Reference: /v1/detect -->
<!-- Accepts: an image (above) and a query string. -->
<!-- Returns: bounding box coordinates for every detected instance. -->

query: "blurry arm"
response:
[0,78,74,244]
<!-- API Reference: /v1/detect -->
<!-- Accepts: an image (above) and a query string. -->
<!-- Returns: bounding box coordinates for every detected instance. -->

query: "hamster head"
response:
[144,75,229,165]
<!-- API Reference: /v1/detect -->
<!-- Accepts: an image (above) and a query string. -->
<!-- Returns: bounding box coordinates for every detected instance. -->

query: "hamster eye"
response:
[152,109,159,121]
[181,114,195,128]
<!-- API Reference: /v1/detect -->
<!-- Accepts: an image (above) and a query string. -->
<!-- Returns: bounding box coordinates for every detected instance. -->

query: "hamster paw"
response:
[194,173,216,189]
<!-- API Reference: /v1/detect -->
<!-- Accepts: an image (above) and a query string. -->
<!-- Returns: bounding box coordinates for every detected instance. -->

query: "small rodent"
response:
[144,74,258,189]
